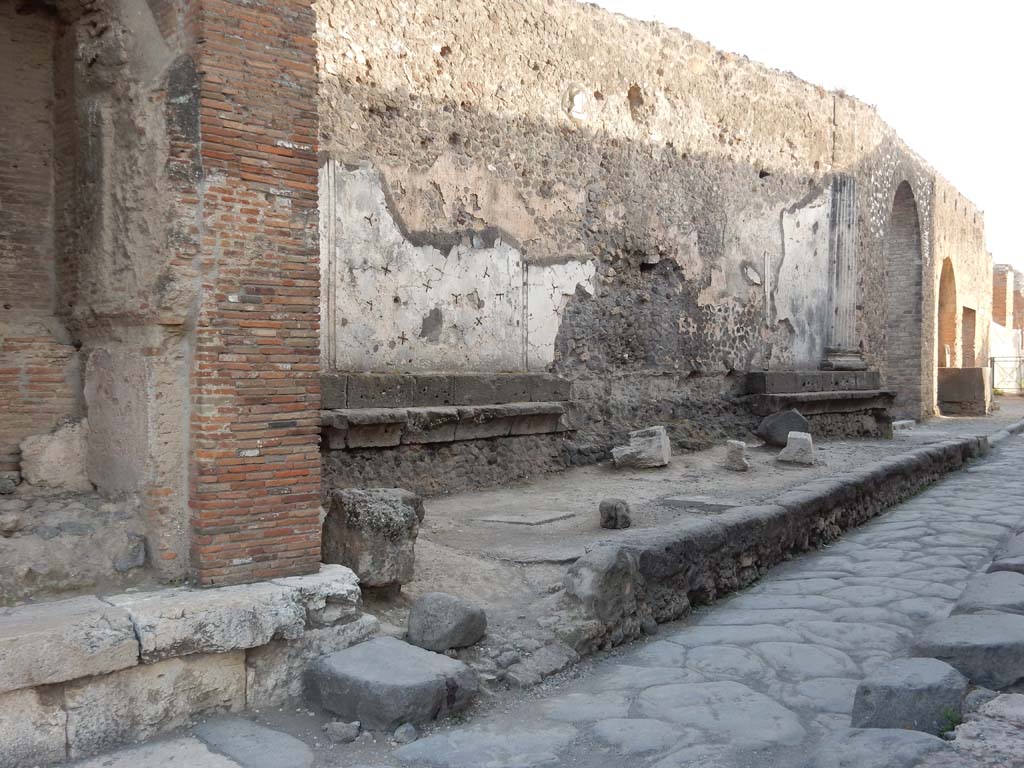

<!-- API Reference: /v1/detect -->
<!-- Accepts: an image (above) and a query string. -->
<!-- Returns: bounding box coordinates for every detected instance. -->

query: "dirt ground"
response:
[364,397,1024,650]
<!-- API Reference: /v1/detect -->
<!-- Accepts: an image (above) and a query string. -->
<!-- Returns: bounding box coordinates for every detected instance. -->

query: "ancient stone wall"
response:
[994,265,1013,327]
[313,0,987,446]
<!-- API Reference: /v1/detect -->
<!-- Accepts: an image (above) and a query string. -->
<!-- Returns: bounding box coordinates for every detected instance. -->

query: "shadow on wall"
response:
[317,80,936,443]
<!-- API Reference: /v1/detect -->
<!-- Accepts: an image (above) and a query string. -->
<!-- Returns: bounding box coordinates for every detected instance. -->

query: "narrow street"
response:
[391,435,1024,768]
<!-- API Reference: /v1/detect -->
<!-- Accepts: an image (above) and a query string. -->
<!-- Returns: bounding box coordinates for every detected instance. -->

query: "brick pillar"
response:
[188,0,322,586]
[993,265,1012,327]
[822,175,867,371]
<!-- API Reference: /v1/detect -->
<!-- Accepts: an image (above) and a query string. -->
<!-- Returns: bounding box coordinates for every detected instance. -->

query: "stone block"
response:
[528,374,573,401]
[308,636,478,730]
[407,592,487,652]
[322,488,424,588]
[412,375,453,406]
[851,658,968,735]
[347,374,418,409]
[914,614,1024,689]
[271,564,362,628]
[938,367,991,415]
[19,418,92,492]
[320,374,349,409]
[599,498,631,529]
[342,408,408,448]
[0,595,138,695]
[953,571,1024,616]
[403,407,460,443]
[756,409,809,446]
[450,374,533,405]
[106,582,305,663]
[194,717,313,768]
[453,405,515,440]
[507,402,566,435]
[777,431,815,465]
[724,440,750,471]
[564,545,639,625]
[611,426,671,468]
[64,652,246,759]
[246,614,380,707]
[504,642,581,688]
[0,688,67,768]
[71,737,242,768]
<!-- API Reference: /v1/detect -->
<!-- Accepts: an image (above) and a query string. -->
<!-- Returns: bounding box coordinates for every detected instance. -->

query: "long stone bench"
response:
[0,565,378,766]
[322,372,573,410]
[321,402,572,449]
[741,370,895,438]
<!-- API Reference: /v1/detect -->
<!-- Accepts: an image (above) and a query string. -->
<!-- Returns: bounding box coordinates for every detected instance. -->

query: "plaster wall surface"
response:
[314,0,982,445]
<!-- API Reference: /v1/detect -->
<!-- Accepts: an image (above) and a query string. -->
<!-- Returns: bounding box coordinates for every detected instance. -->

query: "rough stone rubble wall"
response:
[313,0,993,448]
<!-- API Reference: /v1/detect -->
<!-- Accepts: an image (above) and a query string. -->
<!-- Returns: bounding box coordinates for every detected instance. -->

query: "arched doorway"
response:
[883,182,924,418]
[938,258,957,368]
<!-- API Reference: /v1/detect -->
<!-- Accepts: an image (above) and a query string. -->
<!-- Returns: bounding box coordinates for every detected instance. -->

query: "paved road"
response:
[393,435,1024,768]
[72,434,1024,768]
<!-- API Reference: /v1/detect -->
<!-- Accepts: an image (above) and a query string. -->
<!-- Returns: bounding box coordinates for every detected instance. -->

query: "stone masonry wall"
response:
[313,0,989,450]
[994,265,1013,328]
[187,0,323,586]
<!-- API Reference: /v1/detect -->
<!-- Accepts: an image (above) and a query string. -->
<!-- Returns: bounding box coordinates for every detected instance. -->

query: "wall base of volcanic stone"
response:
[321,433,571,497]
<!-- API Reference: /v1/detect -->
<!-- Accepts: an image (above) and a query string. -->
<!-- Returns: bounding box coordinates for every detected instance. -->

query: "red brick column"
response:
[188,0,322,585]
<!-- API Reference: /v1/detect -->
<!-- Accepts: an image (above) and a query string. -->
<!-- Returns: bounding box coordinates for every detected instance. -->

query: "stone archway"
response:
[883,181,924,419]
[938,258,958,368]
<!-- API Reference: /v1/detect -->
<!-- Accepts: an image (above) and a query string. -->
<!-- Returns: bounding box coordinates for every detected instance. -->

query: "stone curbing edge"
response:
[559,421,1024,655]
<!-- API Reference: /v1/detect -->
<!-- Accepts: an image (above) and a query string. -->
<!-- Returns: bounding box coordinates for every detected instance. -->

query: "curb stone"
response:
[560,425,1020,656]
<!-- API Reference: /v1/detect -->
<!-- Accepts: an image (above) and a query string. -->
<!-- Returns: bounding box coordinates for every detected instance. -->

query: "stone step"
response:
[308,636,478,730]
[322,372,573,410]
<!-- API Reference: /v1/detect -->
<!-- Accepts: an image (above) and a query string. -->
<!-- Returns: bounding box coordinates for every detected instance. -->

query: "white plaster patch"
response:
[320,163,595,371]
[776,187,832,367]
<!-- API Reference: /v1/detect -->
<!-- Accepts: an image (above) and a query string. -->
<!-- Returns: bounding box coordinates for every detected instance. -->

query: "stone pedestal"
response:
[821,175,866,371]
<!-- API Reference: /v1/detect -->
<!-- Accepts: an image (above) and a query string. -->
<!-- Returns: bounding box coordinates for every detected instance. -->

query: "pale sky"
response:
[591,0,1022,270]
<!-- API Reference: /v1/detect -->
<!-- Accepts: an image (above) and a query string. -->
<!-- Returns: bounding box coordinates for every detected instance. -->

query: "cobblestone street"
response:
[389,435,1024,768]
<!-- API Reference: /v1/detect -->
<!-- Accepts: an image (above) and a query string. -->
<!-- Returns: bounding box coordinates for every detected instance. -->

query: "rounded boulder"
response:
[407,592,487,652]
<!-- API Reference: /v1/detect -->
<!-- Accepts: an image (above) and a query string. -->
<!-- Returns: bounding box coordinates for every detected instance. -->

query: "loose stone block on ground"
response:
[757,409,810,447]
[322,488,424,588]
[777,431,816,465]
[611,426,671,468]
[407,592,487,652]
[309,636,478,730]
[598,498,631,529]
[851,658,968,735]
[915,613,1024,689]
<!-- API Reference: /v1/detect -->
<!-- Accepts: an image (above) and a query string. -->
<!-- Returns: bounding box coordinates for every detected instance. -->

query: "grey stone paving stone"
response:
[840,576,962,600]
[193,718,313,768]
[902,565,971,581]
[591,718,691,755]
[851,658,969,735]
[683,645,770,679]
[309,636,478,730]
[71,736,243,767]
[753,642,860,680]
[695,608,824,626]
[988,555,1024,576]
[915,613,1024,689]
[724,594,850,611]
[781,677,860,715]
[789,621,910,654]
[749,578,844,595]
[829,606,917,629]
[648,744,734,768]
[889,596,955,623]
[841,561,922,577]
[826,585,917,606]
[630,639,689,667]
[953,571,1024,616]
[800,727,950,768]
[634,681,806,748]
[539,692,631,722]
[394,721,577,767]
[587,665,705,692]
[664,623,803,648]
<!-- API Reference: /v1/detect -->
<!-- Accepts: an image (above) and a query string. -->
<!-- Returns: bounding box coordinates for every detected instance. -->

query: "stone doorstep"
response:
[744,370,882,395]
[321,401,572,449]
[0,564,362,693]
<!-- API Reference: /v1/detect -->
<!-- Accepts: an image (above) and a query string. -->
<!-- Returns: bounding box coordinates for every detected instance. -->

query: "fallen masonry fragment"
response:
[407,592,488,652]
[724,439,751,471]
[611,427,671,469]
[599,498,632,529]
[777,431,816,465]
[757,409,810,447]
